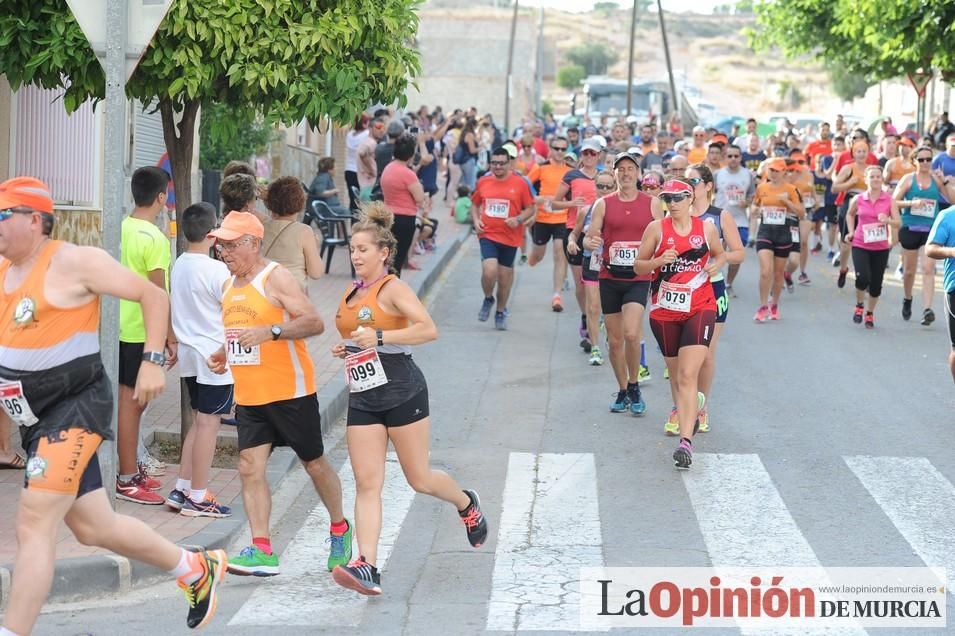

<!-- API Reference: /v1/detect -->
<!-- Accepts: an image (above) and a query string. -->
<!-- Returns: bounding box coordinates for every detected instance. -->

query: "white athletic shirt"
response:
[170,252,233,385]
[345,129,369,172]
[714,166,755,229]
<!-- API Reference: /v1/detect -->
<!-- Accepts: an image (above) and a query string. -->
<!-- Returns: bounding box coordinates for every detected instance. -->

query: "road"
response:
[33,238,955,635]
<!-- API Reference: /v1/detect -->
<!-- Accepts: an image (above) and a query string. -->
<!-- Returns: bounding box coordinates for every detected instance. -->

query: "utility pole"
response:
[626,0,637,116]
[535,6,544,116]
[505,0,519,133]
[656,0,679,121]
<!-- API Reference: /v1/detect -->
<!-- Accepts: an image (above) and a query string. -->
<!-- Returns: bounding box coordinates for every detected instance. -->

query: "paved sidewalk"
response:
[0,208,469,569]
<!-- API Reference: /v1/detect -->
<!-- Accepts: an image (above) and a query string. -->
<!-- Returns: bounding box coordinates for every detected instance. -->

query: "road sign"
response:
[908,70,933,97]
[66,0,173,80]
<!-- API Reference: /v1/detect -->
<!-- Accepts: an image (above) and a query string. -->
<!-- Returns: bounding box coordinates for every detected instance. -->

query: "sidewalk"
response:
[0,207,471,601]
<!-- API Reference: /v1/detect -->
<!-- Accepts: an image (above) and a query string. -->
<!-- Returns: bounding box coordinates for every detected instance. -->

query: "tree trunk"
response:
[159,98,200,441]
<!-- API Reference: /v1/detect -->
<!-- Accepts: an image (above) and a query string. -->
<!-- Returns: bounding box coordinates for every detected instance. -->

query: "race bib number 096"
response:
[345,349,388,393]
[225,329,260,366]
[0,381,39,427]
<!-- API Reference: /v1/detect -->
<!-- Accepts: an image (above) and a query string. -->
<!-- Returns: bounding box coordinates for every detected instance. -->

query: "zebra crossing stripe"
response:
[229,453,416,626]
[845,455,955,597]
[486,452,607,632]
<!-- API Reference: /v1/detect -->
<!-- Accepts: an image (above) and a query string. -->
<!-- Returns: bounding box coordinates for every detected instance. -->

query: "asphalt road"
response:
[31,238,955,635]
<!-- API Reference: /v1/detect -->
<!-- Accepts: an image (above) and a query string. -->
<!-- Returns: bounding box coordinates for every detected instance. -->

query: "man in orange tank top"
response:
[206,211,351,576]
[0,177,227,633]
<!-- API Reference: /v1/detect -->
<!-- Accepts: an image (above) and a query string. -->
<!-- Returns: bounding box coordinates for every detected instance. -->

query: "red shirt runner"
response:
[471,173,535,247]
[649,216,716,321]
[598,191,655,282]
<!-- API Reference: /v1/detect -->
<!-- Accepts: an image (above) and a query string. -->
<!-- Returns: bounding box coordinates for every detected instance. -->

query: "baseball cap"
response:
[659,180,693,196]
[386,120,405,137]
[692,125,706,134]
[898,136,916,148]
[0,177,54,213]
[625,146,645,158]
[564,151,578,162]
[580,138,603,153]
[500,142,518,159]
[767,157,788,171]
[710,133,729,145]
[613,152,640,168]
[593,135,608,149]
[208,211,264,241]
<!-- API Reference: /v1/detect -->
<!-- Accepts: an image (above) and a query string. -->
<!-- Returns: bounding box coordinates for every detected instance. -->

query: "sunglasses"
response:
[551,145,568,151]
[0,208,36,221]
[489,160,509,166]
[916,157,933,163]
[214,236,256,252]
[726,154,741,159]
[687,177,704,185]
[582,149,599,156]
[659,193,691,204]
[596,183,615,191]
[642,181,661,189]
[793,159,806,165]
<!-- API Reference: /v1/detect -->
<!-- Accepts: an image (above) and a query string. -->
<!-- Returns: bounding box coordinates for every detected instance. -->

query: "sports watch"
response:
[376,329,384,347]
[270,325,283,340]
[141,351,166,366]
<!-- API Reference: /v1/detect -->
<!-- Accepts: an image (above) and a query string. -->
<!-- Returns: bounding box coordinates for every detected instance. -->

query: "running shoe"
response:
[902,297,913,321]
[827,250,835,262]
[140,453,167,476]
[894,264,904,281]
[178,549,227,630]
[663,366,669,380]
[673,438,693,470]
[166,488,187,511]
[638,365,651,383]
[580,338,592,353]
[116,475,164,505]
[228,545,279,577]
[627,383,646,416]
[837,268,848,288]
[137,464,162,491]
[810,243,822,255]
[326,519,353,571]
[579,324,592,352]
[180,495,232,519]
[460,489,488,547]
[663,407,679,436]
[853,303,864,324]
[753,305,770,323]
[769,304,779,321]
[494,311,507,331]
[798,272,811,286]
[332,557,381,596]
[610,390,630,413]
[478,297,494,322]
[783,271,794,293]
[921,308,936,326]
[588,345,603,366]
[697,392,709,433]
[746,239,756,248]
[832,253,841,268]
[865,311,874,329]
[726,284,737,298]
[519,254,528,266]
[551,294,563,312]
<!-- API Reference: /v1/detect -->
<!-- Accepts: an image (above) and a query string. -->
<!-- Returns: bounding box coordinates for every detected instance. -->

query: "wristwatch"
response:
[270,325,282,340]
[141,351,166,366]
[376,329,384,347]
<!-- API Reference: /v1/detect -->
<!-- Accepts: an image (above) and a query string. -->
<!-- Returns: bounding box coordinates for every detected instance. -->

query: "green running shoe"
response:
[327,519,353,571]
[228,545,279,577]
[638,365,651,382]
[588,345,603,366]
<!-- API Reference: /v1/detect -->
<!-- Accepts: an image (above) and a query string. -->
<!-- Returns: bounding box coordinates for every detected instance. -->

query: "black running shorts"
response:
[237,394,325,462]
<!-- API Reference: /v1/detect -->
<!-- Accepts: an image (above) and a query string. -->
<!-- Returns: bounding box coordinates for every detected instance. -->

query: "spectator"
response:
[454,184,473,225]
[0,415,24,469]
[357,118,387,200]
[375,120,406,180]
[381,133,431,275]
[307,157,350,218]
[262,176,324,291]
[219,173,265,222]
[457,118,480,190]
[345,114,370,212]
[931,112,955,149]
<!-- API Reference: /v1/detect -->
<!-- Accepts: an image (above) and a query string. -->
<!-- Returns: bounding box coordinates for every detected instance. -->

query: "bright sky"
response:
[518,0,727,13]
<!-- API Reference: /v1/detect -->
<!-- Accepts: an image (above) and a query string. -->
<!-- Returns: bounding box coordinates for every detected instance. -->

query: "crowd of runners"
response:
[2,106,955,633]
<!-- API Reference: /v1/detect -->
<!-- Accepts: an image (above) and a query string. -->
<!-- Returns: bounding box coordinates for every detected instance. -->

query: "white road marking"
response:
[229,452,415,626]
[486,452,606,632]
[845,455,955,597]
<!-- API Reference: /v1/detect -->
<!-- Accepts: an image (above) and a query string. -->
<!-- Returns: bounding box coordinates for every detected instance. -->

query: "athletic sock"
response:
[169,548,203,584]
[680,437,693,446]
[175,478,191,494]
[252,536,272,555]
[640,340,647,366]
[189,488,207,504]
[330,519,349,535]
[118,473,137,484]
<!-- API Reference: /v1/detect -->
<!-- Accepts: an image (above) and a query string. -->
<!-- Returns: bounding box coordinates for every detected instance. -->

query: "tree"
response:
[199,103,279,171]
[593,1,619,11]
[564,42,618,77]
[0,0,420,252]
[750,0,955,82]
[828,63,875,103]
[557,64,586,89]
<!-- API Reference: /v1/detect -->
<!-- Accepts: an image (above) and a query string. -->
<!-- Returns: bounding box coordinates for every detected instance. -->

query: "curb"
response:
[0,225,471,608]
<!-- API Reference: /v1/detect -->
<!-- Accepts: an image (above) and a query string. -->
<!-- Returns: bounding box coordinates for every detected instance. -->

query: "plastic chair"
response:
[310,201,354,275]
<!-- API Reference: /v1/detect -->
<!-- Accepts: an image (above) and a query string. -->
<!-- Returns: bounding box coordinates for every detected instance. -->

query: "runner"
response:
[844,167,901,328]
[753,158,804,321]
[0,177,226,633]
[471,147,537,330]
[526,137,572,312]
[330,203,488,596]
[553,138,601,348]
[206,211,351,576]
[884,136,916,188]
[568,171,617,366]
[583,152,656,415]
[714,146,755,295]
[893,147,955,324]
[635,179,726,469]
[811,136,842,259]
[926,203,955,383]
[832,142,871,287]
[784,153,815,288]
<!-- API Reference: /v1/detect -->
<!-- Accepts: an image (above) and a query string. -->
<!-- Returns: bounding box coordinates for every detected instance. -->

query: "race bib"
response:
[790,226,800,243]
[862,223,888,244]
[911,200,936,218]
[485,198,510,219]
[345,349,388,393]
[590,247,602,271]
[225,328,260,366]
[762,206,786,225]
[658,280,691,313]
[802,195,815,209]
[609,241,640,267]
[0,381,38,427]
[726,186,744,205]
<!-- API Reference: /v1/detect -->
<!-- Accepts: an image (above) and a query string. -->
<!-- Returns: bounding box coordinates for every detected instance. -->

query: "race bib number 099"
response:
[345,349,388,393]
[225,328,260,366]
[0,381,39,427]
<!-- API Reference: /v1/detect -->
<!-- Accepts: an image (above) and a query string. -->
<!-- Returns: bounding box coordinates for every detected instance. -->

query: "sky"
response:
[517,0,727,13]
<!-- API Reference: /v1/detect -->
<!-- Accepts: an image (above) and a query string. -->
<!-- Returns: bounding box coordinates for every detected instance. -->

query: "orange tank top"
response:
[222,262,315,406]
[847,164,867,191]
[0,240,100,372]
[889,159,915,185]
[335,275,410,353]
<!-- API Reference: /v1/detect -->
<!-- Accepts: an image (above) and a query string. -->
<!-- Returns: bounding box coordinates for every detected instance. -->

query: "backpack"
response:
[453,142,469,165]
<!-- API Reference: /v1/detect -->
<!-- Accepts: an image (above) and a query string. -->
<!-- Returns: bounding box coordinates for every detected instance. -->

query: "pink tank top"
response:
[851,191,892,251]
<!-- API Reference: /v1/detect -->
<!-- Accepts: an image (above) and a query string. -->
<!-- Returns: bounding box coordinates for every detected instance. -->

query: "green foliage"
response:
[751,0,955,81]
[564,42,618,77]
[199,103,278,171]
[557,64,586,89]
[540,99,554,116]
[776,79,803,109]
[593,1,619,11]
[828,63,874,103]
